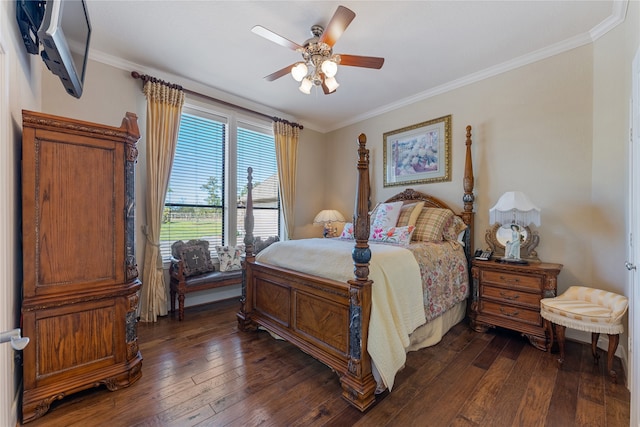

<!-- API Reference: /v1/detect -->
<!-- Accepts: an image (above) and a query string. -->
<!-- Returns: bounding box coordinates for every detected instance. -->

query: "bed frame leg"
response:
[340,370,377,411]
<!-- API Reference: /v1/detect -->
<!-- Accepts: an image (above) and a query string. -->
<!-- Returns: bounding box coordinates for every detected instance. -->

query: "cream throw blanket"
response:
[256,238,426,390]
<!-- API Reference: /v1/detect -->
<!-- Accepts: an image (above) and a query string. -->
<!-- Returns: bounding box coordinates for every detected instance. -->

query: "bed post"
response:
[237,167,255,331]
[461,125,475,260]
[340,133,377,411]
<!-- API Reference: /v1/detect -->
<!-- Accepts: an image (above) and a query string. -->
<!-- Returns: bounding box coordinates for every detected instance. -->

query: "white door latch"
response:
[0,328,29,350]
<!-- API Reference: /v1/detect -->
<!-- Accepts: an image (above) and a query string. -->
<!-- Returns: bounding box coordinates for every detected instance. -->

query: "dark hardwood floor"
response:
[25,298,630,427]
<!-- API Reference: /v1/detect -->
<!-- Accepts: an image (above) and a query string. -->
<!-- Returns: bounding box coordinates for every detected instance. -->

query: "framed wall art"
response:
[383,115,451,187]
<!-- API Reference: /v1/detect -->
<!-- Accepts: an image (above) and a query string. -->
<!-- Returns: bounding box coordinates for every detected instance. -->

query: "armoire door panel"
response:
[34,299,116,384]
[35,138,124,291]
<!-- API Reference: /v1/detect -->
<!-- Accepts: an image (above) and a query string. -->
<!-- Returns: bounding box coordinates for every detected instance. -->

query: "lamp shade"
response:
[489,191,541,226]
[321,59,338,78]
[313,209,345,224]
[291,62,308,82]
[324,76,339,92]
[299,77,313,94]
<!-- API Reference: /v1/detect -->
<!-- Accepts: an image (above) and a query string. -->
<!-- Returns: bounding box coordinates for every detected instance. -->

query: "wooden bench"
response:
[169,258,242,321]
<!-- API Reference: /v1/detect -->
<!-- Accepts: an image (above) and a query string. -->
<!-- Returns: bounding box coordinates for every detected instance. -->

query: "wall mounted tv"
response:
[16,0,91,98]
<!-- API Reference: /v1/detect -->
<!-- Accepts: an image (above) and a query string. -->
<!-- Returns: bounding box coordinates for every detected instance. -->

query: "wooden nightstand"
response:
[469,259,563,350]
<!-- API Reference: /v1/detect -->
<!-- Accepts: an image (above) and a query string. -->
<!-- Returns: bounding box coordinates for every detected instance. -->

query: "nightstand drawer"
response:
[481,270,542,291]
[480,300,541,326]
[481,285,541,308]
[470,260,562,351]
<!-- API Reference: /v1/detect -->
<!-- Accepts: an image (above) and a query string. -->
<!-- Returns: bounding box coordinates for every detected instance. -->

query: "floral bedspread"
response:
[405,240,469,321]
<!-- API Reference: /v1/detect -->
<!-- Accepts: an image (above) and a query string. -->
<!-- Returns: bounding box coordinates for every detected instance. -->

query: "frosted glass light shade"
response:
[324,76,339,92]
[299,77,313,94]
[321,59,338,78]
[291,62,308,82]
[489,191,541,226]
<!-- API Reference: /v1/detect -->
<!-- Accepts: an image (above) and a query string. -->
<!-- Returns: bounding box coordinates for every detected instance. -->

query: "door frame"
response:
[629,45,640,427]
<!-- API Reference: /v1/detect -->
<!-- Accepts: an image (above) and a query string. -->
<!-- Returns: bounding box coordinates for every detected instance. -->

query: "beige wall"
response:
[1,1,42,425]
[292,127,329,238]
[327,45,594,287]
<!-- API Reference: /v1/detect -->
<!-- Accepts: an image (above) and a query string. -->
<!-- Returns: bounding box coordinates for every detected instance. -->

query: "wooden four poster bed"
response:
[237,126,475,411]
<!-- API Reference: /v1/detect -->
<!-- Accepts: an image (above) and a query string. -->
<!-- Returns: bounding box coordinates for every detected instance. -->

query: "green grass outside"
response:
[160,220,222,241]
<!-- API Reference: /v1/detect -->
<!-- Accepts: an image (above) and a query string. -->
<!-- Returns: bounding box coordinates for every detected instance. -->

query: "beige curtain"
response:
[273,121,300,239]
[139,81,184,322]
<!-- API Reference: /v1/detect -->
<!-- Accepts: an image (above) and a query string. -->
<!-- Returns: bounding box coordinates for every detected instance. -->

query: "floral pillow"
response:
[443,215,468,242]
[215,245,243,272]
[369,201,403,240]
[371,225,416,246]
[339,222,354,239]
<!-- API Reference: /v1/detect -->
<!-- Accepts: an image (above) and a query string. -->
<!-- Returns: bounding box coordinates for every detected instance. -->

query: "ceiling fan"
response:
[252,5,384,95]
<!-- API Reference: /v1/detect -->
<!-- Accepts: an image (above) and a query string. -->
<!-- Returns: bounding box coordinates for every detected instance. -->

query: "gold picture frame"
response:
[383,115,451,187]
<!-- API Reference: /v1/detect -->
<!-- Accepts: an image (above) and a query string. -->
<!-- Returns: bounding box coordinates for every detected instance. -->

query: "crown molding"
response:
[325,1,629,133]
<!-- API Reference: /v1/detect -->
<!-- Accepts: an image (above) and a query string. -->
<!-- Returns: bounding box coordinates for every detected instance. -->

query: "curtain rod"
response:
[130,71,303,130]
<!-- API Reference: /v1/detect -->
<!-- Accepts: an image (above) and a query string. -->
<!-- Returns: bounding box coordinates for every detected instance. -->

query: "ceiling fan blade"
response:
[252,25,302,51]
[338,54,385,69]
[264,64,295,81]
[318,5,356,47]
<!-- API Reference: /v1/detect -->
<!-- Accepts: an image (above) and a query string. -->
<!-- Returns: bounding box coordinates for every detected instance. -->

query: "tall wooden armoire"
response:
[20,110,143,423]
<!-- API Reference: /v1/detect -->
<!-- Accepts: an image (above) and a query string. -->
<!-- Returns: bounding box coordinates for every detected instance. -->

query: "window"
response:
[236,125,280,242]
[160,106,279,259]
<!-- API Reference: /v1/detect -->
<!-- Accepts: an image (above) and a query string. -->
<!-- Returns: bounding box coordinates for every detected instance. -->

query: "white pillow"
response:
[369,201,403,240]
[215,245,243,272]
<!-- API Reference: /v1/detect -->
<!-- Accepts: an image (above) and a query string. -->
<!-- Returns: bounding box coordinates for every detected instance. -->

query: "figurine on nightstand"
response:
[506,224,522,260]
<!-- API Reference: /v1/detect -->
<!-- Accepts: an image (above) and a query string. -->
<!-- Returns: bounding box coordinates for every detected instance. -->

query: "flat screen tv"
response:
[37,0,91,98]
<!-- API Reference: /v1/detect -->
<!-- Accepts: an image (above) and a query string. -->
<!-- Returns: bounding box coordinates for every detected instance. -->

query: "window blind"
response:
[236,124,280,241]
[160,112,226,257]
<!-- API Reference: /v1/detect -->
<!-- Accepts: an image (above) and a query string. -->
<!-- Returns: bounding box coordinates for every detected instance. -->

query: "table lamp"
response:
[489,191,540,263]
[313,209,345,238]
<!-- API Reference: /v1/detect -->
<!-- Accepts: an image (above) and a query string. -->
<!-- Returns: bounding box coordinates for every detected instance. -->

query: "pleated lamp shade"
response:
[313,209,346,225]
[489,191,541,226]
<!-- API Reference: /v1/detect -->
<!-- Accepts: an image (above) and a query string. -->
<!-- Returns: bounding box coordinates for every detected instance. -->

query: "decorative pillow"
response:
[412,208,455,242]
[254,236,280,254]
[339,222,354,239]
[371,225,416,246]
[369,201,403,240]
[215,245,243,272]
[171,239,215,277]
[443,215,468,242]
[396,201,425,227]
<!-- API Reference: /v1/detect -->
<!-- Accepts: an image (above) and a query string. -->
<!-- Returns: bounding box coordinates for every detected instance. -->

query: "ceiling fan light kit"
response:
[252,5,384,95]
[291,62,308,81]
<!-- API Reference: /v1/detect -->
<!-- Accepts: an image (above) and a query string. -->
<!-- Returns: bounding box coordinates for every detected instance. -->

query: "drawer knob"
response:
[499,307,520,317]
[499,275,520,284]
[499,291,520,300]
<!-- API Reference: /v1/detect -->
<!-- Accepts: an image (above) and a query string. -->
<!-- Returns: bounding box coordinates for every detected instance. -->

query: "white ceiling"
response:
[86,1,624,132]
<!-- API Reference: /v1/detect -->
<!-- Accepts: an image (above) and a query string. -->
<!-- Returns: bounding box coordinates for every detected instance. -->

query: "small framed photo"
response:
[383,115,451,187]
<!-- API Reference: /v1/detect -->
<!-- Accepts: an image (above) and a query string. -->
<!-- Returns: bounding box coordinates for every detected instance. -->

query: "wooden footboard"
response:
[238,134,376,410]
[238,127,474,411]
